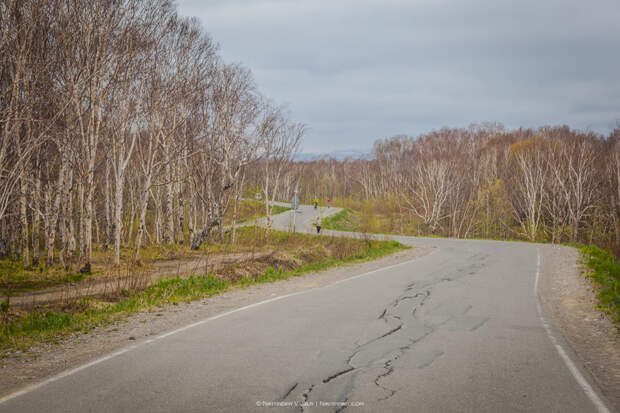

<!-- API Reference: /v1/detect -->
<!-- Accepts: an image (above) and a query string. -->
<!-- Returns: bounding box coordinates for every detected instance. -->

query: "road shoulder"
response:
[0,245,432,398]
[538,244,620,411]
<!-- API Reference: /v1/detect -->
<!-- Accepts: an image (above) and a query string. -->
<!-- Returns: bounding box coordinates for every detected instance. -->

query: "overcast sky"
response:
[176,0,620,153]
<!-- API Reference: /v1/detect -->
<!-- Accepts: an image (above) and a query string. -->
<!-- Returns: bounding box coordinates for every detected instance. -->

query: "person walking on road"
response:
[327,198,331,208]
[316,216,322,234]
[313,197,319,210]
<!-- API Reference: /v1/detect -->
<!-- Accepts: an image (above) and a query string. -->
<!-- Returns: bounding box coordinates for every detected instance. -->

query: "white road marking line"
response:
[0,255,425,405]
[534,247,611,413]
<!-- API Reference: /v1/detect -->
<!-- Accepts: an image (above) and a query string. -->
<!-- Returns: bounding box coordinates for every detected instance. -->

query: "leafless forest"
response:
[1,0,302,271]
[292,124,620,254]
[2,0,620,277]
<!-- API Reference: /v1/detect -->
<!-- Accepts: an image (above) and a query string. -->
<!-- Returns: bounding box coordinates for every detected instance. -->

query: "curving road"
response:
[0,205,613,412]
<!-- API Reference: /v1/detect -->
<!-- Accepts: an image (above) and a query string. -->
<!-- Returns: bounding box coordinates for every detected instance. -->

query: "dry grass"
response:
[0,227,408,352]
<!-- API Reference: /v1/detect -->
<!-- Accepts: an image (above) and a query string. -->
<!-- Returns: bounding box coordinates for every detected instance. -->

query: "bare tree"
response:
[401,139,453,234]
[257,105,303,232]
[190,63,261,249]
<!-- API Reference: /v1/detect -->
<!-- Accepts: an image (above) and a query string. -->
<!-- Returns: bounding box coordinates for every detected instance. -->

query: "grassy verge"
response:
[322,208,360,232]
[232,199,291,224]
[322,206,398,235]
[578,245,620,323]
[0,229,407,352]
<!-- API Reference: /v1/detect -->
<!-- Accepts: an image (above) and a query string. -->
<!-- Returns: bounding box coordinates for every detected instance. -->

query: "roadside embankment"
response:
[538,244,619,410]
[0,227,408,354]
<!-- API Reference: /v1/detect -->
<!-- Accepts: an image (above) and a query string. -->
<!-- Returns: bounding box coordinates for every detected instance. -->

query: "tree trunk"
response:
[0,217,8,259]
[10,212,19,261]
[83,181,94,272]
[19,177,30,268]
[103,157,111,252]
[177,162,184,244]
[46,164,65,266]
[134,185,150,263]
[65,168,76,260]
[164,161,174,244]
[191,219,220,250]
[231,174,245,245]
[77,180,85,267]
[178,196,184,244]
[127,181,136,243]
[113,172,123,265]
[32,169,41,266]
[153,185,162,244]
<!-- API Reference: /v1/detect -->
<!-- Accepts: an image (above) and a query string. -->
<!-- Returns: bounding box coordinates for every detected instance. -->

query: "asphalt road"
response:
[0,205,613,412]
[253,202,342,232]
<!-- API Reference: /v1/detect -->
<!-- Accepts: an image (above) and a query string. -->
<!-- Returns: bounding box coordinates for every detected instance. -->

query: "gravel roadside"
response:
[0,246,432,398]
[3,241,617,410]
[538,244,620,411]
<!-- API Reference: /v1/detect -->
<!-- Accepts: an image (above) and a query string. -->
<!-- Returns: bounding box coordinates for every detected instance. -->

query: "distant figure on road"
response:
[327,198,331,208]
[316,216,322,234]
[313,197,319,210]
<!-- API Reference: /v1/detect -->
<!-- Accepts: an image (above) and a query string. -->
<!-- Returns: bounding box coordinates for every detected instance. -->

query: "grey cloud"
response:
[177,0,620,152]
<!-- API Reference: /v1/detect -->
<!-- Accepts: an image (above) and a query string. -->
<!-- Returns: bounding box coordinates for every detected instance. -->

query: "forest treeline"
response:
[0,0,302,271]
[292,124,620,254]
[2,1,619,274]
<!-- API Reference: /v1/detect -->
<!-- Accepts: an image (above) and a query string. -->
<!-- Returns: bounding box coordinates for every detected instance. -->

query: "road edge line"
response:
[534,247,612,413]
[0,253,427,405]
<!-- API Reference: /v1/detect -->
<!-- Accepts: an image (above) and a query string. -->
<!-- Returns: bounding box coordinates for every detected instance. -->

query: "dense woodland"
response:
[2,0,620,276]
[292,124,620,255]
[0,0,302,271]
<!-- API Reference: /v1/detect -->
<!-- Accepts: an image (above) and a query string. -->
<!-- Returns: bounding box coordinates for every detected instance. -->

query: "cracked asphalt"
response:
[0,205,611,412]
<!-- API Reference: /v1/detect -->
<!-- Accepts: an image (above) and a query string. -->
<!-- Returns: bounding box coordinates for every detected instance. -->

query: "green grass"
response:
[229,199,291,224]
[322,208,360,232]
[270,204,292,215]
[323,207,549,243]
[578,245,620,323]
[0,235,407,352]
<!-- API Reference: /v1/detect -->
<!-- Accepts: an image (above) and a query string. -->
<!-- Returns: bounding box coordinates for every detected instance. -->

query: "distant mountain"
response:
[294,149,371,162]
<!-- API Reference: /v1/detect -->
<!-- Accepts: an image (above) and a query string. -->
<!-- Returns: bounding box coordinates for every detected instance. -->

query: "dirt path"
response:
[538,244,620,410]
[7,204,340,308]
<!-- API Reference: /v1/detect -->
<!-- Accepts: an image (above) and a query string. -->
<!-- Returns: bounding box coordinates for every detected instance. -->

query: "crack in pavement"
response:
[468,317,489,332]
[374,325,403,342]
[330,284,436,410]
[356,325,402,349]
[323,367,355,384]
[280,382,298,401]
[280,254,488,411]
[375,360,397,402]
[302,384,314,401]
[334,397,349,413]
[412,291,430,318]
[298,383,315,413]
